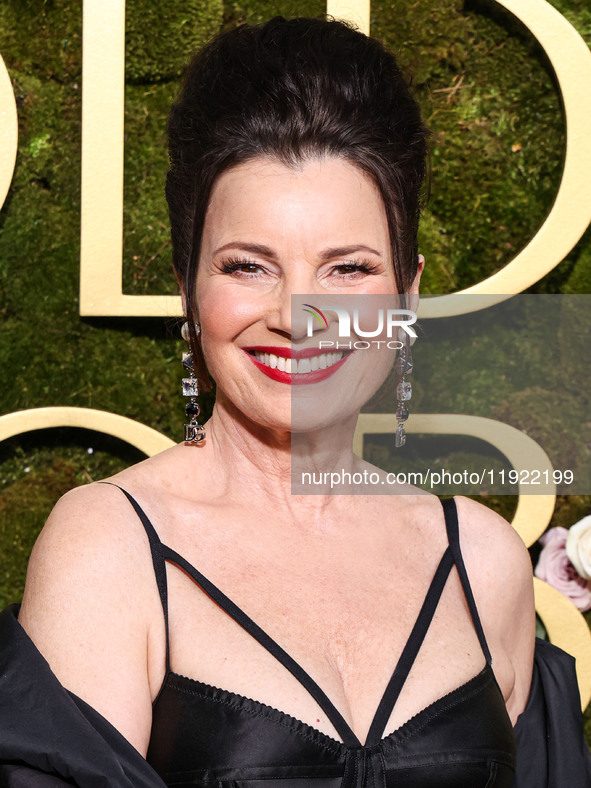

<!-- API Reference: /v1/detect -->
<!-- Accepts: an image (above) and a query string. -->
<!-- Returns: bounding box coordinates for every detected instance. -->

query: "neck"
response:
[198,393,362,517]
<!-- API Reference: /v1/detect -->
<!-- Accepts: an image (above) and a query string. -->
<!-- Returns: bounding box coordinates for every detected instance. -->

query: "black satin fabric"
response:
[136,493,517,787]
[513,638,591,786]
[147,664,516,787]
[0,609,590,786]
[0,604,166,788]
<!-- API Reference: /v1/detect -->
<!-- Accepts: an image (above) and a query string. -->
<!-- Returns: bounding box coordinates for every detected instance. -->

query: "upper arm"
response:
[454,496,535,724]
[18,484,157,756]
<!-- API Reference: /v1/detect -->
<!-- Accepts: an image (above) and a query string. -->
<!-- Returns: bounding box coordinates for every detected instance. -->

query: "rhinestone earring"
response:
[181,321,205,444]
[395,333,413,448]
[181,320,200,341]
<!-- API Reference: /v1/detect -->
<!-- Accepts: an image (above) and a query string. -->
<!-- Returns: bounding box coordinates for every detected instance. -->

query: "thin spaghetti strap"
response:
[99,482,171,673]
[441,497,492,665]
[161,544,362,748]
[364,546,454,747]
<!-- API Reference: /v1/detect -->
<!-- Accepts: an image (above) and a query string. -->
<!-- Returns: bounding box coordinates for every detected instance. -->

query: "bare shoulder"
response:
[18,480,162,755]
[21,480,154,606]
[453,496,535,721]
[453,496,533,595]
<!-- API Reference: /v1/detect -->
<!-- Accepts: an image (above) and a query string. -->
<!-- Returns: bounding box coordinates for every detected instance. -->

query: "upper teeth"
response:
[253,351,343,374]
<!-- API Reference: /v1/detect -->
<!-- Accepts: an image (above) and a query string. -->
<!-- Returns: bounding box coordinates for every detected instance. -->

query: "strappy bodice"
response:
[107,485,516,787]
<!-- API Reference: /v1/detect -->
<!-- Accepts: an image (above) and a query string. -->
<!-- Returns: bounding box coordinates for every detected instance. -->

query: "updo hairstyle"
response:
[166,16,430,388]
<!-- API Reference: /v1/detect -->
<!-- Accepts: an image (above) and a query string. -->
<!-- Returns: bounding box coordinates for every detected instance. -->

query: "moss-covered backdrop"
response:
[1,0,590,738]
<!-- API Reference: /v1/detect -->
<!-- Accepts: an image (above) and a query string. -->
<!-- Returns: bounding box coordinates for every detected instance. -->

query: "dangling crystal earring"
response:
[181,320,200,342]
[395,332,413,448]
[181,321,205,443]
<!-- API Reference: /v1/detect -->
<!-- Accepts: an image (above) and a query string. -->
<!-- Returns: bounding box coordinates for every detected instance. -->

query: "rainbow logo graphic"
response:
[302,304,328,328]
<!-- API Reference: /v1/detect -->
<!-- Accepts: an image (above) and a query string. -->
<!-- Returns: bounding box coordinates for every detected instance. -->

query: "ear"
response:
[409,254,425,295]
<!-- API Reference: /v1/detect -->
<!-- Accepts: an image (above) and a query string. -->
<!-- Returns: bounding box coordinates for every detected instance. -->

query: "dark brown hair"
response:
[166,16,429,387]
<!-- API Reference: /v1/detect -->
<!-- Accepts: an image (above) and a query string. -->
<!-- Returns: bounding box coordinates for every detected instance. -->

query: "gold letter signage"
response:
[0,53,17,210]
[78,0,591,318]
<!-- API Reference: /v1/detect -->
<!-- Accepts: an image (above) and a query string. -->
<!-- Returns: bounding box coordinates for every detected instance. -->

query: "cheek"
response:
[197,285,261,363]
[351,295,404,339]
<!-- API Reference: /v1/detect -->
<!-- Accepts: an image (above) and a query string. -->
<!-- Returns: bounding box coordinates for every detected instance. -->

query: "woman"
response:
[0,15,588,788]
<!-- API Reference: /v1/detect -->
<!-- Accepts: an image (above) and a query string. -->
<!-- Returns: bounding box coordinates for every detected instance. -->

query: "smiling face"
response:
[195,155,422,433]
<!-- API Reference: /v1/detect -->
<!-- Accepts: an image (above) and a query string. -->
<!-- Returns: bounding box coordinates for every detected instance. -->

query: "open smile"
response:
[243,346,353,384]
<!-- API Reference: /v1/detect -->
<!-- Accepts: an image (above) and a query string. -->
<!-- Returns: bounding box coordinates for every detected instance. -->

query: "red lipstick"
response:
[243,346,352,385]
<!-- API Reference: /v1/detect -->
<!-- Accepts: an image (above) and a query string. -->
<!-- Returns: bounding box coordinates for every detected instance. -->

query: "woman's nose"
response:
[265,297,310,341]
[290,304,311,341]
[264,274,325,341]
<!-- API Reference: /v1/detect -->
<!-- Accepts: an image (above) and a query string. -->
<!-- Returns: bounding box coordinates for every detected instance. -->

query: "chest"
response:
[165,515,435,656]
[153,522,486,744]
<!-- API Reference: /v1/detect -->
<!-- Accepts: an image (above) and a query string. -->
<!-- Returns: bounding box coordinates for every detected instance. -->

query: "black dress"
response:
[0,493,589,787]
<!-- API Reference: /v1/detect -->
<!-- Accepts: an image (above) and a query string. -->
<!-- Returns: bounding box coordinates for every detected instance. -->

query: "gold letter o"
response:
[0,53,18,210]
[0,407,175,457]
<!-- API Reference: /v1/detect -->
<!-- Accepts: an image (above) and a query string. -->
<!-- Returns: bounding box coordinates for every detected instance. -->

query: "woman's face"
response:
[195,155,422,433]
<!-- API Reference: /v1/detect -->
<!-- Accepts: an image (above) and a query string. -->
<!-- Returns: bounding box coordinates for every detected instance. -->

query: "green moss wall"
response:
[1,0,590,738]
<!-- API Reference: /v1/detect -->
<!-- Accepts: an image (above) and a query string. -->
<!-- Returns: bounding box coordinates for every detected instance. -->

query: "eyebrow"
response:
[212,242,383,260]
[213,242,277,258]
[318,244,383,260]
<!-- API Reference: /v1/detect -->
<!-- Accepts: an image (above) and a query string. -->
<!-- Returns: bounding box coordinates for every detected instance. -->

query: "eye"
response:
[330,259,380,279]
[220,257,267,277]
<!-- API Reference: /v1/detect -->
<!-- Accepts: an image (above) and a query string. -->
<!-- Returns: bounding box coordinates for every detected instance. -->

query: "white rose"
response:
[566,516,591,580]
